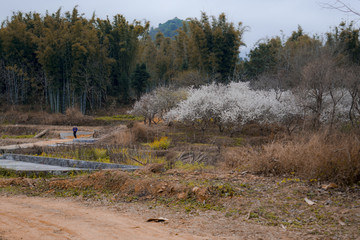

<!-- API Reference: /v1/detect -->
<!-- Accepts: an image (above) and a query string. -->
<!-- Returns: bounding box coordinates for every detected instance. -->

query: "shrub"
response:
[148,136,171,150]
[65,107,86,125]
[131,122,150,142]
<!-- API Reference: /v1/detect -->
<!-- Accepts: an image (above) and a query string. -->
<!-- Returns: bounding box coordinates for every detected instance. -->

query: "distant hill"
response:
[149,17,183,39]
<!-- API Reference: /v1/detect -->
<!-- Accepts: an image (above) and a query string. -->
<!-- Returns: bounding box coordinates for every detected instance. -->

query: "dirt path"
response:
[0,196,203,240]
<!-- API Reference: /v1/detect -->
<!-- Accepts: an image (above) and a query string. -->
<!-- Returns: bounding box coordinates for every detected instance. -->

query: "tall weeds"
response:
[251,132,360,185]
[222,132,360,185]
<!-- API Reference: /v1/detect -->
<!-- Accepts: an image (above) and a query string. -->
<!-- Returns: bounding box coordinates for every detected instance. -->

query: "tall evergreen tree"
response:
[187,12,246,82]
[131,63,150,100]
[244,37,282,78]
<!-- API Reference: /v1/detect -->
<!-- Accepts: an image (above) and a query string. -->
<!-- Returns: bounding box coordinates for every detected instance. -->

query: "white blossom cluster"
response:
[164,82,301,126]
[129,87,188,124]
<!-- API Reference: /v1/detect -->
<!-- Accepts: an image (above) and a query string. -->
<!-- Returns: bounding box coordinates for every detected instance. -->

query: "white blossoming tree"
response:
[129,87,187,125]
[165,82,302,133]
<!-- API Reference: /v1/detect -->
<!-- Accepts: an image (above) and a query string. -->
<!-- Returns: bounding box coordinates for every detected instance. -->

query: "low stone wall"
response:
[0,154,140,171]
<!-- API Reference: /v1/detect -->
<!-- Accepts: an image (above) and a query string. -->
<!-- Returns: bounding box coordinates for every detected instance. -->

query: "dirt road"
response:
[0,196,203,240]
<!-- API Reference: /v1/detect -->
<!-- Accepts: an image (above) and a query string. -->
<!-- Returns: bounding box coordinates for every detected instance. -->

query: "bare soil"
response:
[0,194,305,240]
[0,195,203,240]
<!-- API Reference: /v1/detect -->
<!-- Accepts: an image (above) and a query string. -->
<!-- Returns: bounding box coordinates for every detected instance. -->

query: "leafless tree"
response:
[344,65,360,127]
[320,0,360,16]
[300,48,339,129]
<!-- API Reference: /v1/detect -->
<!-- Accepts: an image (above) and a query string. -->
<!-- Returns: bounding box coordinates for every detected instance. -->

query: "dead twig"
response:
[125,153,145,166]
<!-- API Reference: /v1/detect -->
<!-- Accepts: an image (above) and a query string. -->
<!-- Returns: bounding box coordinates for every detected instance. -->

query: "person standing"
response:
[72,126,78,139]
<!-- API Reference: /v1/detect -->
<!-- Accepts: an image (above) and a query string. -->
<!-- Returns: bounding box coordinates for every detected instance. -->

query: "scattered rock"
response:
[192,186,200,193]
[325,199,332,205]
[157,183,168,193]
[192,186,208,201]
[338,219,346,226]
[280,224,287,230]
[304,197,316,206]
[146,217,168,223]
[177,192,188,200]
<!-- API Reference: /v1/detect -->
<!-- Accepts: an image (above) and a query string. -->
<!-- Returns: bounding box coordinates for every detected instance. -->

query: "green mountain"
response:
[149,17,183,39]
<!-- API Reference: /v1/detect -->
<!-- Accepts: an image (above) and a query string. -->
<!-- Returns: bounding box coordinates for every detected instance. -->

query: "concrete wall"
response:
[0,154,140,171]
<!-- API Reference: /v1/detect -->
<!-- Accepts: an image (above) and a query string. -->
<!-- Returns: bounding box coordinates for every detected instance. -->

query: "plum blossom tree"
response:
[129,87,187,125]
[129,93,154,125]
[165,82,302,132]
[165,83,227,132]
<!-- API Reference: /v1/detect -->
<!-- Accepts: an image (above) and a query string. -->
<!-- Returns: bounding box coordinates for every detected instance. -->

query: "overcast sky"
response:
[1,0,359,55]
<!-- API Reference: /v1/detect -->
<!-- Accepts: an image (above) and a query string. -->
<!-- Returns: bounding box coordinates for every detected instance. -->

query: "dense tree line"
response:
[131,22,360,130]
[0,8,244,113]
[0,7,150,113]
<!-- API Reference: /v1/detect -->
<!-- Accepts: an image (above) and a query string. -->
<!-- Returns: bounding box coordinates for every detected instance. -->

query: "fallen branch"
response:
[34,129,48,138]
[126,154,145,166]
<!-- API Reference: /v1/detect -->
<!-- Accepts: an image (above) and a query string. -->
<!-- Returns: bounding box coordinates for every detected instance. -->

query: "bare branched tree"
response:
[320,0,360,16]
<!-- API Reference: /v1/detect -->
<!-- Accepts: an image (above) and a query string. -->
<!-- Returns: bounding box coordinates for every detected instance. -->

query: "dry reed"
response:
[251,132,360,185]
[223,131,360,185]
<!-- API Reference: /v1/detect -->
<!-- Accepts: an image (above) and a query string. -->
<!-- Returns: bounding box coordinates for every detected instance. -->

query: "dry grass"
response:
[65,107,84,125]
[220,147,253,171]
[99,127,134,147]
[109,130,134,146]
[99,122,157,147]
[0,107,94,125]
[249,132,360,185]
[219,131,360,185]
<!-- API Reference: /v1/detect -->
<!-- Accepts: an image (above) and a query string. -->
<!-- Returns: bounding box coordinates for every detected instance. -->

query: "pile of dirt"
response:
[43,169,208,202]
[0,169,215,204]
[0,177,36,188]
